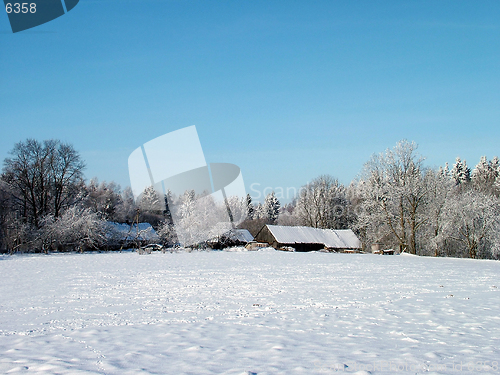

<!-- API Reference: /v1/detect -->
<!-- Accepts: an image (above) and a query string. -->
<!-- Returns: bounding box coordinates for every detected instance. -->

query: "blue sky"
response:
[1,0,499,201]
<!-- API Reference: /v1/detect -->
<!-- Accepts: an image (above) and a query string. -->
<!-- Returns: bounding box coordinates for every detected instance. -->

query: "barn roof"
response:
[265,225,361,249]
[228,229,254,243]
[207,229,254,245]
[107,222,159,242]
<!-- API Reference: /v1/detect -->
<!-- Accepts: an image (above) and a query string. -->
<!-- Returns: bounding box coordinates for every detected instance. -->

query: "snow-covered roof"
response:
[228,229,254,243]
[107,222,159,242]
[209,229,254,243]
[265,225,361,249]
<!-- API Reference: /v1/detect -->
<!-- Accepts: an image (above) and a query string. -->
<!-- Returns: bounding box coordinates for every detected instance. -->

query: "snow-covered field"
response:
[0,250,499,375]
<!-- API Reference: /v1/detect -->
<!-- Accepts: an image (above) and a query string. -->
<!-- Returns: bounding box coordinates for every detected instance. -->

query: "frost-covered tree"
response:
[178,190,196,219]
[451,157,471,186]
[245,194,254,220]
[156,219,177,246]
[356,140,427,254]
[139,186,163,212]
[85,179,123,221]
[495,175,500,195]
[295,175,353,229]
[237,197,269,237]
[254,202,265,220]
[440,190,500,259]
[263,191,280,224]
[472,156,499,195]
[0,208,34,254]
[137,186,166,227]
[174,193,231,246]
[278,200,300,226]
[114,186,138,223]
[420,167,454,256]
[225,195,246,225]
[40,206,107,252]
[443,162,450,177]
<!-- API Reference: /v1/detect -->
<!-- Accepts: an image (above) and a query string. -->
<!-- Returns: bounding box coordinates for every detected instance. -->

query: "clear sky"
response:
[1,0,499,201]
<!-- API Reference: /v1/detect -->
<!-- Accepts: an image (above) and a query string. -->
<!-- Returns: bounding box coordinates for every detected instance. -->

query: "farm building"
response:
[255,225,361,252]
[208,229,254,249]
[106,222,159,249]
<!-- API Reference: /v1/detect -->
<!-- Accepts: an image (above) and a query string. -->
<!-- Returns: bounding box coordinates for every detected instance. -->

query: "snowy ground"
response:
[0,250,499,375]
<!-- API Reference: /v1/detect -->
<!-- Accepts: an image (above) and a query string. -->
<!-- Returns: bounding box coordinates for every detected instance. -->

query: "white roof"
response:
[107,222,159,241]
[265,225,361,249]
[230,229,254,243]
[208,229,254,244]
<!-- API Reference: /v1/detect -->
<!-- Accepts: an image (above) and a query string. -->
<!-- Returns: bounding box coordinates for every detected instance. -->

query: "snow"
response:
[0,251,499,374]
[266,225,361,249]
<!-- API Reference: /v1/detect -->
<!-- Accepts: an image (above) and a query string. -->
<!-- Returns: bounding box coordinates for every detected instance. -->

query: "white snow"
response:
[0,251,499,374]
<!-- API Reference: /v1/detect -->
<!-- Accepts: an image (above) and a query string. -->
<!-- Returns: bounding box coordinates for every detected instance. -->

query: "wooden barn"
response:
[255,225,361,252]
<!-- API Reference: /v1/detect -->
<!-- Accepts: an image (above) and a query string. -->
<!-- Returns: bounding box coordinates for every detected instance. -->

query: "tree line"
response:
[261,140,499,259]
[1,138,499,259]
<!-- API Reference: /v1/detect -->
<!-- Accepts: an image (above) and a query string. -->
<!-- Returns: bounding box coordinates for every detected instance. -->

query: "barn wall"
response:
[291,243,325,252]
[255,226,276,245]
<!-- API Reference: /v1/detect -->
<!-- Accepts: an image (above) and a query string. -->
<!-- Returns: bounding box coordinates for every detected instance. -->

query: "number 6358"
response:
[5,3,37,14]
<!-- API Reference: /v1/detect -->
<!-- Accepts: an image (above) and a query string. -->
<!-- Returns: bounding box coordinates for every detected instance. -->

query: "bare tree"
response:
[51,142,86,218]
[0,181,12,251]
[2,139,85,227]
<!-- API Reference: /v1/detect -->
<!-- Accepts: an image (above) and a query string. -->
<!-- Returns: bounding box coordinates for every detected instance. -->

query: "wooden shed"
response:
[207,229,254,249]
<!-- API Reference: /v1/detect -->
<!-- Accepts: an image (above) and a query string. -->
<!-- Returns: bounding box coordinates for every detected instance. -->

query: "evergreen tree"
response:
[115,186,137,223]
[139,186,163,212]
[254,202,265,219]
[491,156,499,174]
[245,194,254,220]
[472,156,499,194]
[442,162,449,177]
[472,156,489,185]
[451,157,471,185]
[264,191,280,224]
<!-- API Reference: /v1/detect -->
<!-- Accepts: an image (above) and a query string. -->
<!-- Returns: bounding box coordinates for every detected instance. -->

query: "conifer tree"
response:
[244,194,254,220]
[264,191,280,224]
[451,157,471,185]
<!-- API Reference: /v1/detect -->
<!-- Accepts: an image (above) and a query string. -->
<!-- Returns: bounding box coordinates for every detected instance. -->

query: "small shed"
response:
[106,222,159,249]
[208,229,254,249]
[255,225,361,252]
